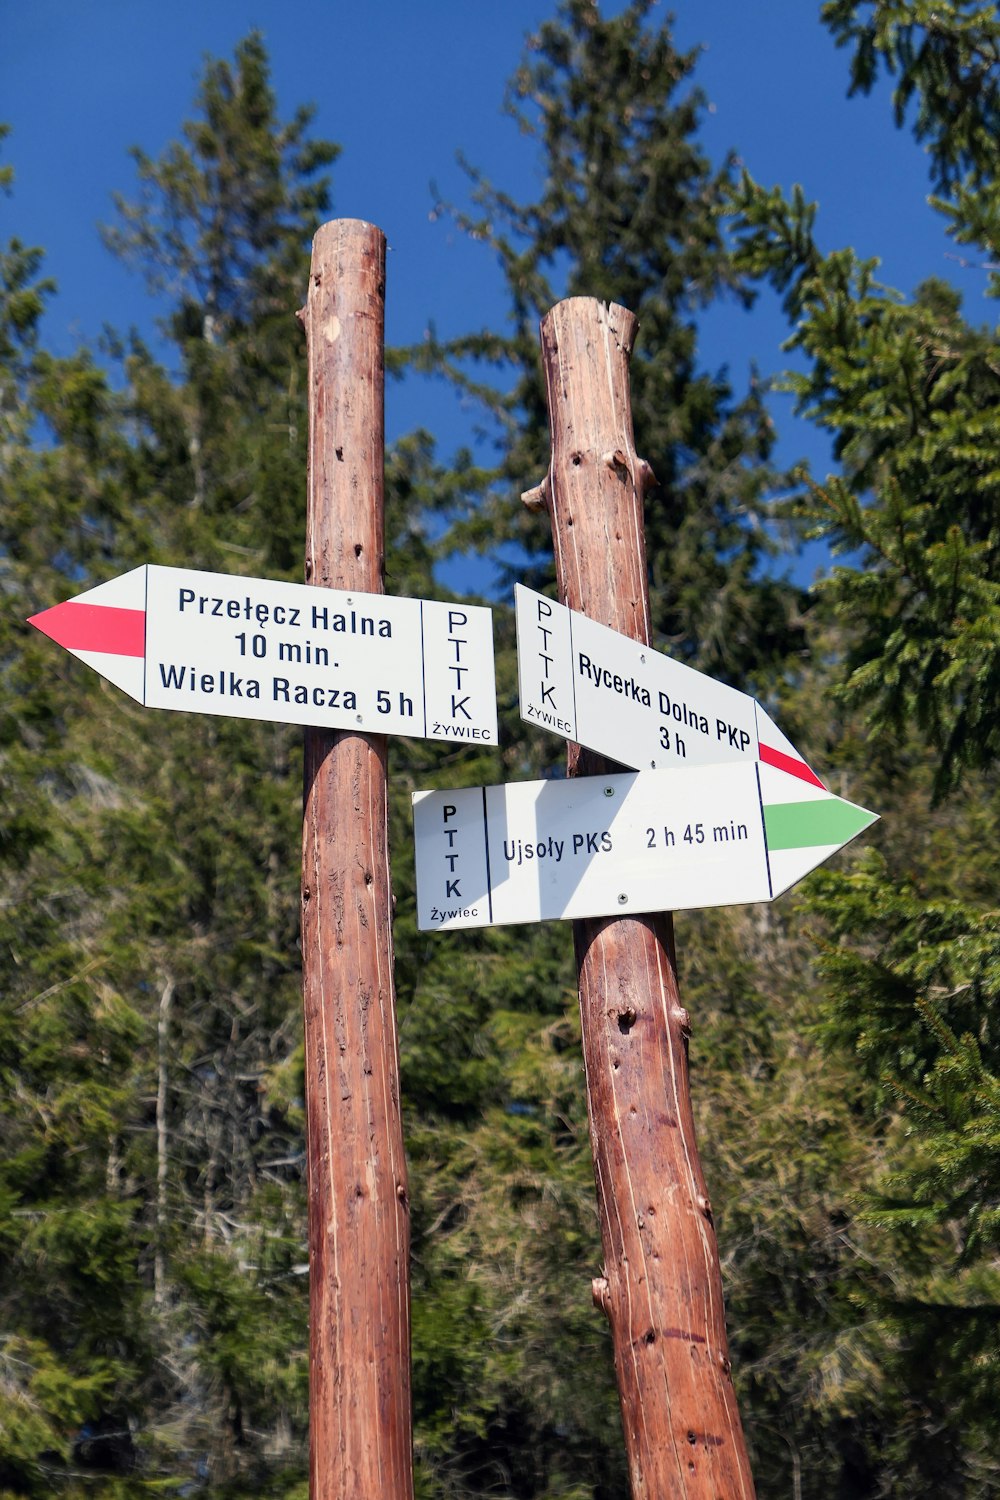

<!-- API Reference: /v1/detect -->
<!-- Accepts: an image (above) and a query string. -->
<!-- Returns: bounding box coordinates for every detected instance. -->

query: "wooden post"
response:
[524,297,757,1498]
[299,220,414,1500]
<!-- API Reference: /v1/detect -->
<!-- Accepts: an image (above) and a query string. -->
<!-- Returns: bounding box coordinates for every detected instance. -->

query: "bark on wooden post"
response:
[524,297,756,1498]
[299,220,414,1500]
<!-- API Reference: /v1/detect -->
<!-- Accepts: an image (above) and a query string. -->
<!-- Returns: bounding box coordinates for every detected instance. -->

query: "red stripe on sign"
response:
[28,600,146,658]
[759,740,826,790]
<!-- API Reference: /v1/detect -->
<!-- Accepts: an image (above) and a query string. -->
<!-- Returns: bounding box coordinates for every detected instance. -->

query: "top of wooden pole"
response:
[524,296,655,650]
[299,216,414,1500]
[300,219,387,596]
[528,293,757,1497]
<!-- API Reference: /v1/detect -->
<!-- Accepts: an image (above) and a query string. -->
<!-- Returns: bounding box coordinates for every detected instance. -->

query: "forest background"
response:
[3,1,1000,1497]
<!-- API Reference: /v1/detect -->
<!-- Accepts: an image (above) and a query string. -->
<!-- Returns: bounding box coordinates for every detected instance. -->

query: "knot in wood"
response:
[521,476,551,512]
[591,1275,611,1318]
[602,448,630,479]
[671,1004,691,1037]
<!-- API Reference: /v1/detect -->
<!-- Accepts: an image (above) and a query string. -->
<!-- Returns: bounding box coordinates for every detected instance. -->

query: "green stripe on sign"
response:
[764,798,875,852]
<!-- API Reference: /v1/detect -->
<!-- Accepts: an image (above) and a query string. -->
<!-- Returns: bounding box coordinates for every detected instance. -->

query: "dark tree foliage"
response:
[732,1,1000,794]
[102,31,339,573]
[7,7,1000,1499]
[728,2,1000,1490]
[425,0,805,687]
[0,44,334,1495]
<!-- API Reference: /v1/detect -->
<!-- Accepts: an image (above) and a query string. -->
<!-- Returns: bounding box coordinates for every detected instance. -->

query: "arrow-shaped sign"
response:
[515,583,822,786]
[412,760,876,930]
[29,565,498,745]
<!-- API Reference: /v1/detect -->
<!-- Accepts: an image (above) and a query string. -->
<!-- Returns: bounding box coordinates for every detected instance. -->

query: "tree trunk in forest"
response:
[524,297,756,1499]
[155,975,174,1307]
[299,219,413,1500]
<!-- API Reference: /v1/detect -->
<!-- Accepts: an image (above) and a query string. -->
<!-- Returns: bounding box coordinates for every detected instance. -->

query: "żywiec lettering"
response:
[525,703,573,733]
[429,905,480,923]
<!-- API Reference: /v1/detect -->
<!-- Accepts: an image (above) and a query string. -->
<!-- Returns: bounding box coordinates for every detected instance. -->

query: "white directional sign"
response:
[412,762,876,930]
[516,584,822,787]
[29,565,498,744]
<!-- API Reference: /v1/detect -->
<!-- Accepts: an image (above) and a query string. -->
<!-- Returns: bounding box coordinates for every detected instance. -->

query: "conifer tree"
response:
[428,0,803,684]
[10,11,986,1499]
[728,3,1000,1488]
[102,30,338,572]
[396,7,853,1497]
[0,146,155,1497]
[733,1,1000,793]
[1,40,341,1493]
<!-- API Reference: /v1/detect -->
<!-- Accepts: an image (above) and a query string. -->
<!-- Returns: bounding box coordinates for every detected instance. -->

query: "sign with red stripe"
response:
[28,564,498,745]
[31,599,146,658]
[515,584,823,785]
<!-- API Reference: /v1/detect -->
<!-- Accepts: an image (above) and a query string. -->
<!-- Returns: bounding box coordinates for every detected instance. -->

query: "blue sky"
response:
[2,0,973,583]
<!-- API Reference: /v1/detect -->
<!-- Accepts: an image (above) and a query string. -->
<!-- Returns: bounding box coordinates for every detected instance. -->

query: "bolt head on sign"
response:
[412,761,877,930]
[28,564,498,745]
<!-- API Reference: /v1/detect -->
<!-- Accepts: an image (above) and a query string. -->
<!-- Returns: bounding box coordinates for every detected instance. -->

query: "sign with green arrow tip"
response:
[412,759,877,931]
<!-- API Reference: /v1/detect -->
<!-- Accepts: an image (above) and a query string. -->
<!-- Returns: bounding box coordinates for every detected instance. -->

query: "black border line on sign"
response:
[481,787,494,925]
[567,603,579,737]
[419,599,429,739]
[755,761,773,900]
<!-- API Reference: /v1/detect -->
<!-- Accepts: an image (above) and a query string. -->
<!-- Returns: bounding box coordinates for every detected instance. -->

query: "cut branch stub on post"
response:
[525,296,756,1498]
[299,219,414,1500]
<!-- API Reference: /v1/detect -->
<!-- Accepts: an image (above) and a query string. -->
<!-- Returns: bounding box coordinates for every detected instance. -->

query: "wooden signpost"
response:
[29,221,425,1496]
[297,220,414,1500]
[521,297,759,1497]
[29,222,880,1498]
